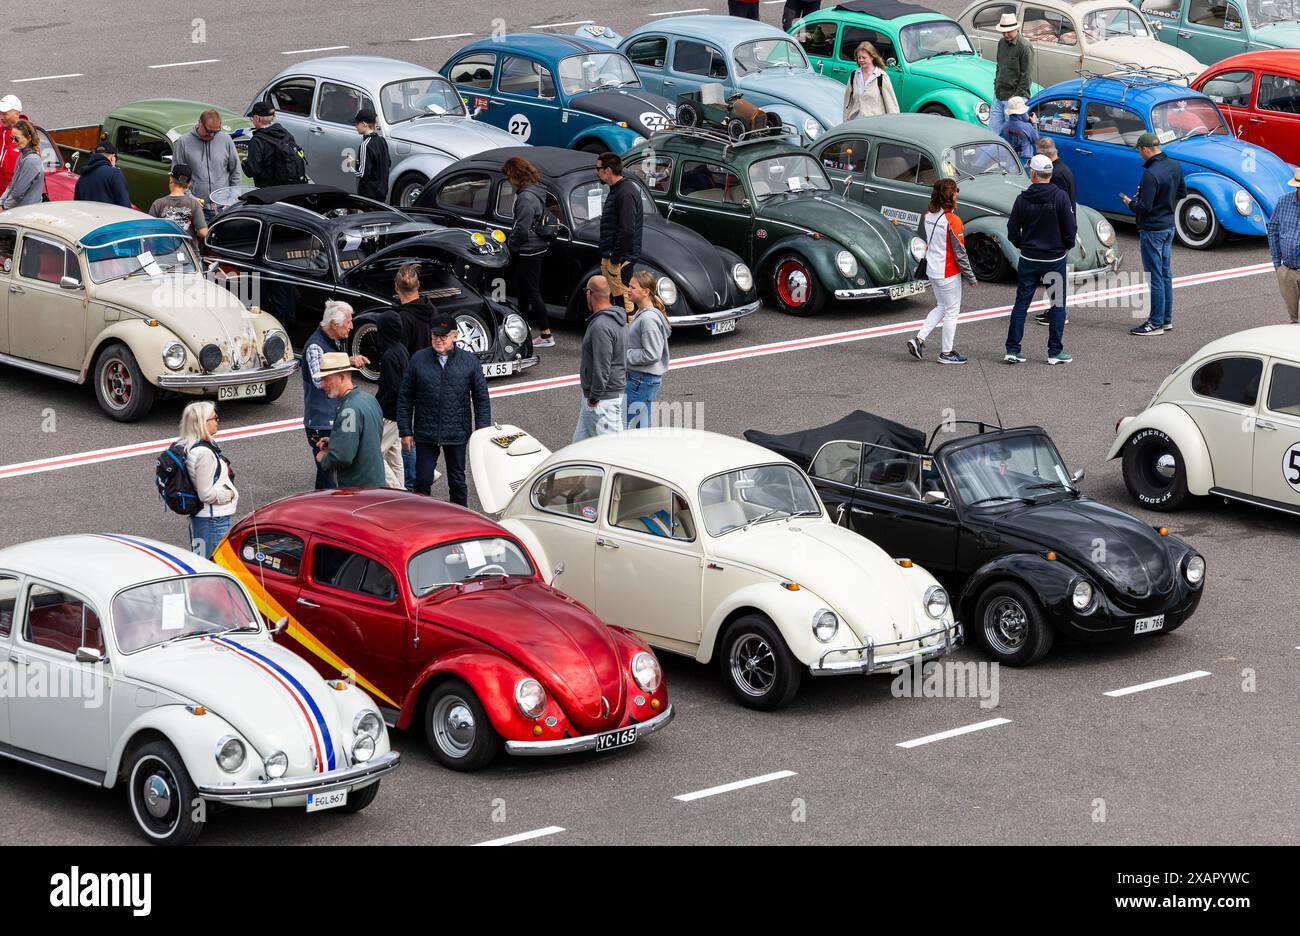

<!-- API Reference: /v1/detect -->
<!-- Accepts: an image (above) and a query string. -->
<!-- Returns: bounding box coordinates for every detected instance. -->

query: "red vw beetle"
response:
[215,489,673,771]
[1193,51,1300,166]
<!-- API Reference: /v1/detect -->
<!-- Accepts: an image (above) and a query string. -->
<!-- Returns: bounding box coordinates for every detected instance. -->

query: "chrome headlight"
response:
[656,275,678,307]
[812,608,839,642]
[923,585,948,619]
[1185,554,1205,585]
[1095,219,1115,246]
[802,117,821,140]
[631,651,662,692]
[835,249,858,277]
[353,710,382,741]
[261,329,287,364]
[351,734,376,763]
[264,750,288,779]
[732,262,753,292]
[215,736,245,773]
[515,678,547,718]
[1233,189,1252,215]
[503,312,528,343]
[910,236,927,262]
[1071,580,1094,611]
[163,341,186,370]
[976,101,991,124]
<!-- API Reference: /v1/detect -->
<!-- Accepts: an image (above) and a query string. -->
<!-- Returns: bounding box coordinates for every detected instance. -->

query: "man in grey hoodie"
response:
[574,275,626,442]
[172,109,242,223]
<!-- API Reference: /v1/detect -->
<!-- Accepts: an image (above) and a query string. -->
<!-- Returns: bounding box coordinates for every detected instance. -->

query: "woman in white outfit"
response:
[842,42,900,122]
[179,401,238,558]
[907,178,976,364]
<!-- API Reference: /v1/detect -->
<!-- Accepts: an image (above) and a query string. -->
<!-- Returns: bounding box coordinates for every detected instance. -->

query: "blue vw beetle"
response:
[440,34,676,153]
[1029,69,1296,248]
[577,16,845,145]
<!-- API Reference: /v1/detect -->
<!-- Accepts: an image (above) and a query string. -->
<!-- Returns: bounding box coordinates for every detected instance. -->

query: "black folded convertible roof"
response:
[834,0,939,18]
[744,410,927,469]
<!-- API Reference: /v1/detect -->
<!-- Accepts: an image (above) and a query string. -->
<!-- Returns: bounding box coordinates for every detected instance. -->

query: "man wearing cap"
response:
[1122,132,1185,336]
[999,96,1039,167]
[149,164,207,244]
[1267,170,1300,324]
[1005,153,1076,365]
[73,141,132,207]
[172,108,242,224]
[243,102,306,189]
[0,95,28,196]
[352,108,390,202]
[991,14,1032,138]
[314,352,387,489]
[397,312,490,506]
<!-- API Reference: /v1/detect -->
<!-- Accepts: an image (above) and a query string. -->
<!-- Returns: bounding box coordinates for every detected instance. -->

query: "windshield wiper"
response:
[742,508,791,531]
[965,494,1029,507]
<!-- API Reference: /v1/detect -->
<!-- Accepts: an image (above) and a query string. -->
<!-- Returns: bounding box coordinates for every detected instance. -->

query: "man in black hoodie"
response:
[596,152,642,314]
[375,310,411,489]
[243,102,307,188]
[395,263,434,355]
[73,143,132,207]
[1005,153,1076,365]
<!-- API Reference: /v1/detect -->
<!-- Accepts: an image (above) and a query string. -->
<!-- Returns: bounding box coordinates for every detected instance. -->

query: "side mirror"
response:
[1070,468,1085,484]
[470,106,484,118]
[741,198,751,209]
[75,647,103,664]
[923,490,950,506]
[886,57,898,68]
[162,154,173,164]
[551,561,565,581]
[271,616,288,635]
[59,275,82,290]
[68,151,81,171]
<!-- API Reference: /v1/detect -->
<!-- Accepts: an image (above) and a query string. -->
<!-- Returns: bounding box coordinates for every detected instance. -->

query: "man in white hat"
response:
[313,351,387,488]
[991,14,1032,138]
[0,95,28,196]
[1267,169,1300,324]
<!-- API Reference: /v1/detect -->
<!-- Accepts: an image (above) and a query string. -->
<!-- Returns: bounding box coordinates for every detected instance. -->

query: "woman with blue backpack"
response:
[179,401,237,558]
[504,155,557,349]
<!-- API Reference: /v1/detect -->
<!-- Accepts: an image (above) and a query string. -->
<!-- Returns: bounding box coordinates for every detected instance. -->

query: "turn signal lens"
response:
[781,581,801,590]
[1045,551,1057,561]
[1157,527,1169,536]
[491,228,506,242]
[471,232,487,246]
[532,724,544,737]
[896,558,914,568]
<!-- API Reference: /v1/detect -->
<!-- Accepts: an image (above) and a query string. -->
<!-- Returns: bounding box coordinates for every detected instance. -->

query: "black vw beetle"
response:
[746,412,1206,665]
[411,147,760,335]
[203,185,535,381]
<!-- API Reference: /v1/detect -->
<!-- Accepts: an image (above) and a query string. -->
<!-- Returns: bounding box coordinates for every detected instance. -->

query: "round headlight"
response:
[198,343,222,373]
[656,275,678,307]
[924,585,949,619]
[353,710,382,741]
[1071,580,1094,611]
[1185,554,1205,585]
[1095,219,1115,246]
[1233,189,1252,216]
[835,249,858,277]
[977,101,991,124]
[491,228,507,243]
[351,734,376,763]
[802,117,821,140]
[910,236,927,262]
[515,678,547,718]
[162,341,186,370]
[812,608,839,642]
[631,651,662,692]
[732,262,753,292]
[215,736,245,773]
[262,330,287,365]
[264,750,288,779]
[503,312,528,343]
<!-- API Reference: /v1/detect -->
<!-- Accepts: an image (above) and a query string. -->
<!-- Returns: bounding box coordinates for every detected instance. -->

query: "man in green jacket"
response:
[314,352,387,488]
[991,13,1032,138]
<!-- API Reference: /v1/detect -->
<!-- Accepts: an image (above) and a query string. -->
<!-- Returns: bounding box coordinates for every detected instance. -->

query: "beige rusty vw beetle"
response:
[0,203,297,421]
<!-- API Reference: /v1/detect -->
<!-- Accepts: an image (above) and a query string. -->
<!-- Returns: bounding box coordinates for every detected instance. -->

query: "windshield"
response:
[408,537,535,596]
[1082,7,1150,40]
[381,76,467,123]
[36,128,63,171]
[900,21,976,62]
[732,38,810,75]
[747,154,832,198]
[559,52,640,94]
[699,464,822,536]
[1150,98,1229,142]
[568,178,657,224]
[943,141,1023,177]
[1248,0,1300,25]
[112,575,260,654]
[945,434,1076,508]
[86,234,199,283]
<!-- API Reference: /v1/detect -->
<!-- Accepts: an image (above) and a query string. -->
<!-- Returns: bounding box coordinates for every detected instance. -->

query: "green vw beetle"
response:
[811,114,1123,281]
[624,128,927,316]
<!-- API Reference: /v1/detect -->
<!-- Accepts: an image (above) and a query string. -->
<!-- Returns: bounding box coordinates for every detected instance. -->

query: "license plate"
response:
[218,382,265,401]
[306,789,347,812]
[1134,614,1165,635]
[594,727,637,752]
[889,281,926,301]
[707,319,737,336]
[482,361,515,378]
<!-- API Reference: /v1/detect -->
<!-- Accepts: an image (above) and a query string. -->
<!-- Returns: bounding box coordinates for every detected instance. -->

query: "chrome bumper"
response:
[155,359,299,388]
[668,300,761,328]
[1070,247,1123,279]
[197,750,400,802]
[504,705,674,756]
[834,280,929,301]
[810,622,963,676]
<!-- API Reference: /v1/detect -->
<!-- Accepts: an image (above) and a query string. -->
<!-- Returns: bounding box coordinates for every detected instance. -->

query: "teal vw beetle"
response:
[1132,0,1300,64]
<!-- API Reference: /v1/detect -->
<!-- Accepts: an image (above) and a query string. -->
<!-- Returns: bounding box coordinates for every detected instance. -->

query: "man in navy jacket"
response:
[1005,154,1077,365]
[73,143,132,207]
[1123,132,1186,336]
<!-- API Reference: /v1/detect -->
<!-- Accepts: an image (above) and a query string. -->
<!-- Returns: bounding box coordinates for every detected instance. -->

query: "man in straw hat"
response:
[1267,169,1300,324]
[991,13,1032,138]
[314,352,387,488]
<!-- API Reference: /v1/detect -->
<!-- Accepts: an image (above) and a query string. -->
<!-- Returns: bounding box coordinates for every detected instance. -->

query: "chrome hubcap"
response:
[1184,204,1209,236]
[785,270,808,304]
[455,316,490,354]
[729,634,776,697]
[984,597,1028,655]
[433,696,476,757]
[144,773,173,818]
[1155,453,1177,480]
[400,183,424,207]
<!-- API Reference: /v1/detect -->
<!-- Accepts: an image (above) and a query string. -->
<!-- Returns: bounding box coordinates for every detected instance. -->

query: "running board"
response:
[0,353,81,383]
[0,741,106,786]
[1210,487,1300,518]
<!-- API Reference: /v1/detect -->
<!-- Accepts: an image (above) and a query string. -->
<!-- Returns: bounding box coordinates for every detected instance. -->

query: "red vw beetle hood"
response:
[420,582,627,733]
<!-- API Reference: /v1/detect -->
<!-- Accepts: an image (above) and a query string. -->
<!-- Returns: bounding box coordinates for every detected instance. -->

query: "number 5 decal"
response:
[507,114,532,141]
[1284,442,1300,493]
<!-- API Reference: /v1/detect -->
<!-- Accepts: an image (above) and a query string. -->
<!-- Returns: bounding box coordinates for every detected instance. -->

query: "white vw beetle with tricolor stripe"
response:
[0,534,399,845]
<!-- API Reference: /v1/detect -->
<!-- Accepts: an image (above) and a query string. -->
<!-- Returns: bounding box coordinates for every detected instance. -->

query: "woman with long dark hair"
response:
[907,178,975,365]
[503,155,555,348]
[0,120,44,209]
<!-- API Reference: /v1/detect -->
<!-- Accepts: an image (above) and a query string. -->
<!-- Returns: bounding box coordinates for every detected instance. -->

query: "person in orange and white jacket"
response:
[907,178,976,365]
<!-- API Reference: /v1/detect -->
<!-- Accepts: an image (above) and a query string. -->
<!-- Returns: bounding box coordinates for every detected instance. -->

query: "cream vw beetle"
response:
[469,426,962,710]
[1110,325,1300,516]
[0,535,399,846]
[0,203,297,422]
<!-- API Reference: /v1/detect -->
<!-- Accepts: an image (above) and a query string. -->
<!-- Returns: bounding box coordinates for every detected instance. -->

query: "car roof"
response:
[455,32,611,59]
[1040,75,1206,109]
[630,14,792,46]
[451,145,598,178]
[1187,324,1300,362]
[273,55,441,86]
[549,429,797,491]
[831,113,1004,149]
[827,0,946,21]
[1197,49,1300,76]
[112,98,248,130]
[0,201,153,241]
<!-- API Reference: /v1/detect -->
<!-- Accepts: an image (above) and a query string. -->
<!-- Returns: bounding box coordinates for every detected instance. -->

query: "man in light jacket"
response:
[575,275,627,441]
[172,109,241,223]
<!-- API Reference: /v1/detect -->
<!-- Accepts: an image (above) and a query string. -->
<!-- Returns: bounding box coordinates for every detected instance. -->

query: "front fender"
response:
[107,703,243,791]
[1183,172,1267,237]
[1109,403,1215,495]
[567,123,642,154]
[962,215,1019,264]
[959,552,1077,627]
[699,580,827,666]
[401,649,534,739]
[81,318,165,384]
[754,233,841,287]
[914,87,986,124]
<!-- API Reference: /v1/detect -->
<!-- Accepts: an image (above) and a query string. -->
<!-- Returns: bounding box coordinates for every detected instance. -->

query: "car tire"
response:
[966,233,1012,282]
[94,341,156,422]
[677,102,700,128]
[920,104,953,119]
[768,252,826,316]
[127,740,205,846]
[974,581,1054,666]
[720,614,803,710]
[1121,429,1190,511]
[1174,192,1224,250]
[425,679,501,771]
[578,140,607,154]
[252,377,289,404]
[392,173,429,209]
[338,779,381,813]
[350,318,381,383]
[725,117,747,141]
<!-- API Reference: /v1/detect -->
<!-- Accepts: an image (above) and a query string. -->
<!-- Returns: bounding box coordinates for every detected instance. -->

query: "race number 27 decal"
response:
[1284,442,1300,494]
[507,114,532,141]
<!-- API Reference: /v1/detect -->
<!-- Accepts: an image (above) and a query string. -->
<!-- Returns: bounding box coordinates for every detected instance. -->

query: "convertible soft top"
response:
[744,410,926,469]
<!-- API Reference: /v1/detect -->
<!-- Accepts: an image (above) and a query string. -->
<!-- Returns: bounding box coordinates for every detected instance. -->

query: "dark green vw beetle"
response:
[624,128,927,315]
[810,114,1122,281]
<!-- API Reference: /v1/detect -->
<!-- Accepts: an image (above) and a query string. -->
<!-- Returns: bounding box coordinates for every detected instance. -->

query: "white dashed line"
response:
[1103,671,1211,698]
[897,718,1011,749]
[11,73,84,83]
[282,45,349,55]
[674,770,796,802]
[652,7,711,14]
[530,20,595,29]
[410,33,474,42]
[472,826,566,846]
[147,59,221,69]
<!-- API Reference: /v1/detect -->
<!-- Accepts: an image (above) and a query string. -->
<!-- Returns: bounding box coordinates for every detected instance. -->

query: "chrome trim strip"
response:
[197,750,400,801]
[0,353,82,383]
[154,359,300,388]
[504,705,674,756]
[810,621,963,675]
[0,741,106,787]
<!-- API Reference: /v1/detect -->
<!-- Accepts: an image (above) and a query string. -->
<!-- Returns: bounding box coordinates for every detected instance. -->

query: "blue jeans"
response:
[1139,228,1175,327]
[402,447,416,491]
[574,397,624,442]
[189,515,231,559]
[1006,256,1068,358]
[989,98,1008,138]
[624,372,663,428]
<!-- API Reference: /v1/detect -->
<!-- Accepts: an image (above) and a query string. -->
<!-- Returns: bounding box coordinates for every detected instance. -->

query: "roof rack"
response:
[648,123,801,152]
[1078,64,1193,104]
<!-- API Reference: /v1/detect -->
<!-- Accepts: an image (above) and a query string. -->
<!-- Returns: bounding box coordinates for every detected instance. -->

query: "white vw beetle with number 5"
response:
[0,535,399,845]
[1111,325,1300,516]
[469,426,961,710]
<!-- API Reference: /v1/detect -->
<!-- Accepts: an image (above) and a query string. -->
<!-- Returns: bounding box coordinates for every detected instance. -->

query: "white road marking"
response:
[472,825,565,846]
[11,73,83,83]
[147,59,221,69]
[1103,670,1211,697]
[410,32,473,42]
[674,770,796,801]
[652,7,711,14]
[530,20,595,29]
[896,717,1011,749]
[282,45,349,55]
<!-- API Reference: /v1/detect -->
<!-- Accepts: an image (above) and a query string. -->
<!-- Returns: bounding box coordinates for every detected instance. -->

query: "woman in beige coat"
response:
[842,42,900,122]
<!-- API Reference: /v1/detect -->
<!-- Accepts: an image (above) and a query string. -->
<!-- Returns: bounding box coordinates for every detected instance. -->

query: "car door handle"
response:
[851,507,874,516]
[1256,419,1277,431]
[595,537,620,549]
[8,285,24,294]
[1248,117,1267,124]
[297,597,321,608]
[1177,30,1192,38]
[8,653,22,664]
[309,125,326,135]
[1074,148,1093,156]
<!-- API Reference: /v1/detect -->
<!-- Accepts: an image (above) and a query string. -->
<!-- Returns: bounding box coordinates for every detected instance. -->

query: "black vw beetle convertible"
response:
[746,412,1207,665]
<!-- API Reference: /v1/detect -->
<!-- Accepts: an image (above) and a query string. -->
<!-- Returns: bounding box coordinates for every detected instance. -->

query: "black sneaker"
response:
[906,336,925,360]
[938,350,968,365]
[1130,322,1163,336]
[1034,311,1069,326]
